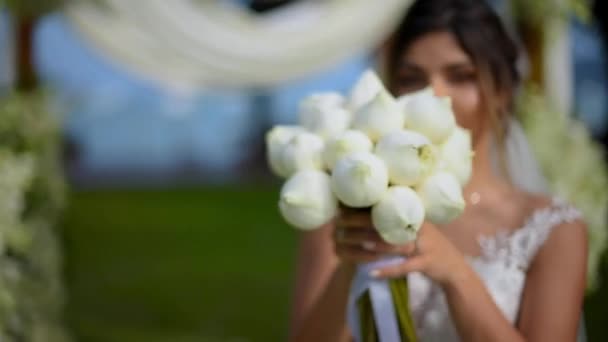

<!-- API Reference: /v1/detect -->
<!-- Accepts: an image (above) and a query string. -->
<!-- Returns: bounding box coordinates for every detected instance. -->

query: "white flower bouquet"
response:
[266,70,474,341]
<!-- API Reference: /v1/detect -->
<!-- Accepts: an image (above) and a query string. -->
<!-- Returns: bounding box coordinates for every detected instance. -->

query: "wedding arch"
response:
[64,0,414,89]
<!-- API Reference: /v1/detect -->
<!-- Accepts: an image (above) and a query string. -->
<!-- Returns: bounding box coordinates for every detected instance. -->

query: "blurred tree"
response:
[14,16,38,91]
[3,0,66,91]
[0,1,71,341]
[4,0,65,18]
[592,0,608,151]
[512,0,590,111]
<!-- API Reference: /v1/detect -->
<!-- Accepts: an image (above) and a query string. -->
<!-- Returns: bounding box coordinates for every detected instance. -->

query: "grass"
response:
[61,187,608,341]
[61,186,297,342]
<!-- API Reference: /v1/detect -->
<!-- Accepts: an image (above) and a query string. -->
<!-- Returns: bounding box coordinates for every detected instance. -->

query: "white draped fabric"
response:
[64,0,413,89]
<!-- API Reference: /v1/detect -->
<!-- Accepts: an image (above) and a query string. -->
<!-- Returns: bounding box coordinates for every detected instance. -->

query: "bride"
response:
[288,0,587,341]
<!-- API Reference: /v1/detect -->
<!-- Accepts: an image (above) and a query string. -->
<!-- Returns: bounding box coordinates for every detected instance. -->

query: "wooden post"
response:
[515,18,545,87]
[14,15,38,91]
[513,0,572,115]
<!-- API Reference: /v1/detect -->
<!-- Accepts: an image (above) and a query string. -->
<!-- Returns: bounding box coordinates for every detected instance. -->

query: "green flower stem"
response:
[357,290,378,342]
[357,277,418,342]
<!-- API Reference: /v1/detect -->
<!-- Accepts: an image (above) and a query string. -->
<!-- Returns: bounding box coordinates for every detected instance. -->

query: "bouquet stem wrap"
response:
[348,257,418,342]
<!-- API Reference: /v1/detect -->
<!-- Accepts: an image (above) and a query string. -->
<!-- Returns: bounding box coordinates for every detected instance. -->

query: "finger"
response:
[337,210,372,228]
[393,241,416,256]
[336,217,372,230]
[338,240,402,256]
[335,231,401,255]
[334,244,384,263]
[334,234,383,252]
[370,256,426,278]
[358,240,402,254]
[335,227,384,244]
[394,238,422,257]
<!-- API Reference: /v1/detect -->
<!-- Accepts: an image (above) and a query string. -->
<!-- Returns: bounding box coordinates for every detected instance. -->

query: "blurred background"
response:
[0,0,607,341]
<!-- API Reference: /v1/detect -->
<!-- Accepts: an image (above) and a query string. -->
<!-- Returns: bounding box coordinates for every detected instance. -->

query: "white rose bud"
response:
[348,69,385,112]
[403,87,456,144]
[375,130,437,186]
[438,126,475,186]
[281,131,325,177]
[372,186,425,245]
[331,152,389,208]
[279,170,338,230]
[351,90,405,142]
[265,125,305,178]
[417,171,466,224]
[299,93,351,139]
[323,130,373,170]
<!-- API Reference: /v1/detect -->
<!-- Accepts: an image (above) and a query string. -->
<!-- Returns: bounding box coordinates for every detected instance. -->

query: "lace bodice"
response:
[407,197,582,341]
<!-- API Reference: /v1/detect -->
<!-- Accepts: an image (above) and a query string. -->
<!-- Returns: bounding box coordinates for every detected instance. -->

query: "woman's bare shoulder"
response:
[517,191,587,256]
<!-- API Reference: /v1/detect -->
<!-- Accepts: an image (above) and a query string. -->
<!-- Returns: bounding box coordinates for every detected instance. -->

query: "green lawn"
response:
[61,187,608,341]
[61,187,297,342]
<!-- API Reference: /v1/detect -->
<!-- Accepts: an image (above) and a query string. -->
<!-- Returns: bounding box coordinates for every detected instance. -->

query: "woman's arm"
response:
[444,219,587,342]
[442,265,525,341]
[517,220,587,341]
[288,222,354,342]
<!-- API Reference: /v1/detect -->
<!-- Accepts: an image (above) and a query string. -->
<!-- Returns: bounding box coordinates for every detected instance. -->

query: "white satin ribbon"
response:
[347,256,406,342]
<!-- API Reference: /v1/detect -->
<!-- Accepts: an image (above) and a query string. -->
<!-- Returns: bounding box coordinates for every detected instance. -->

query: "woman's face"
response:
[394,31,486,138]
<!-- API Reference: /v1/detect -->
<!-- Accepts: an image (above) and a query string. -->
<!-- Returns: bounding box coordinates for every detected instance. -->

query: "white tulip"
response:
[265,125,305,178]
[279,170,338,230]
[351,90,405,142]
[438,127,475,186]
[403,87,456,144]
[299,93,351,139]
[323,130,373,170]
[417,171,466,224]
[375,130,437,186]
[281,131,325,176]
[331,152,389,208]
[372,186,425,245]
[348,69,385,112]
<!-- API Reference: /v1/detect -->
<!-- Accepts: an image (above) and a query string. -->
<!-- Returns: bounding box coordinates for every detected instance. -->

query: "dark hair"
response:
[385,0,519,178]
